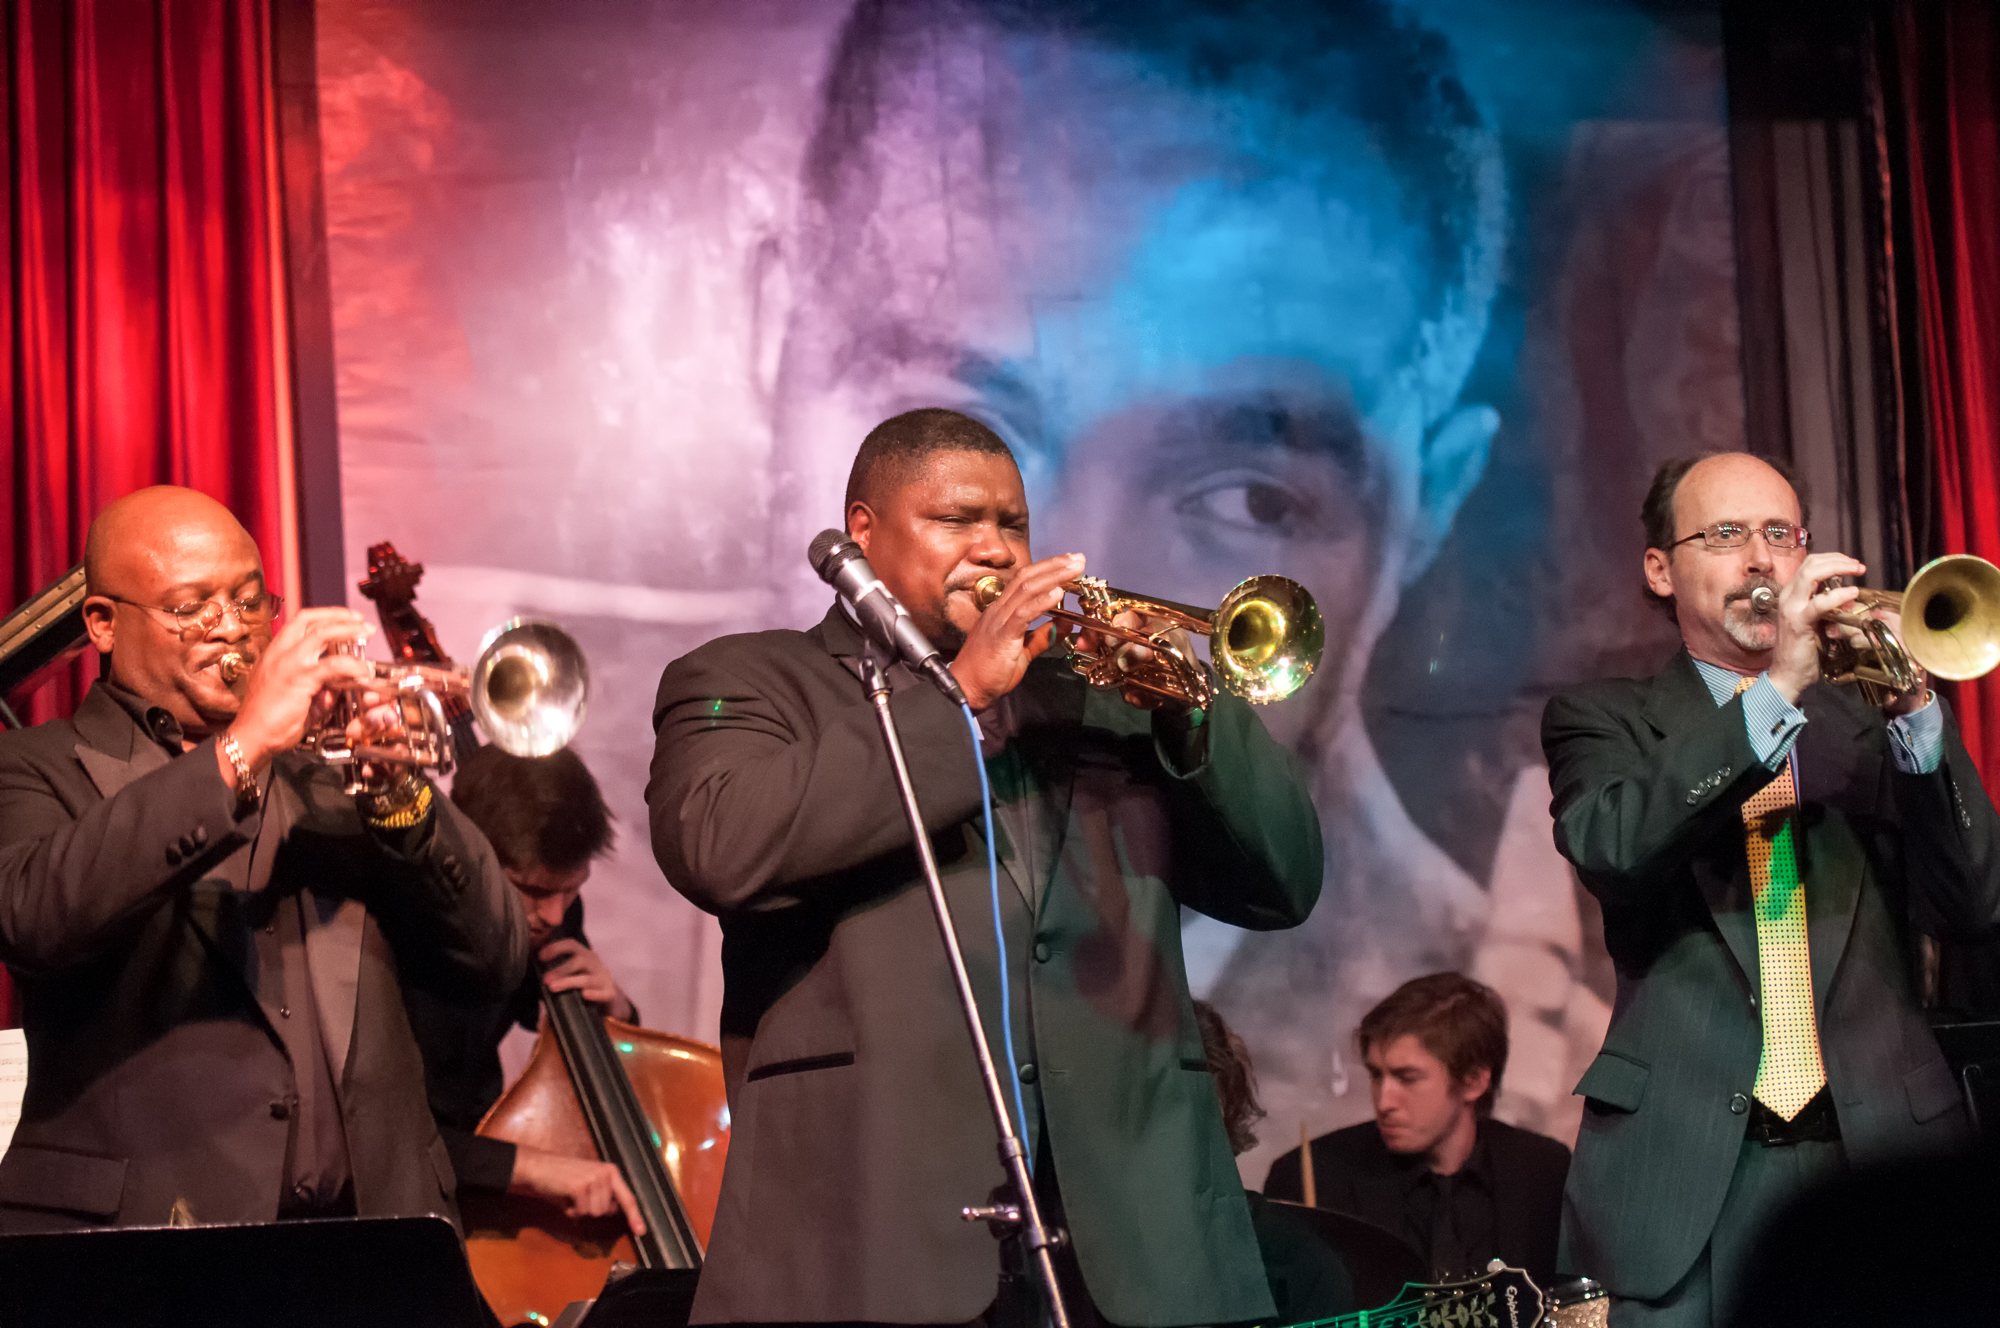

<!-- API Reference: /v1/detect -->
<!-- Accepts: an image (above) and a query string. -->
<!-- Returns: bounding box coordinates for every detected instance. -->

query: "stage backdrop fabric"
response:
[1,0,294,1026]
[310,0,1744,1182]
[1893,0,2000,790]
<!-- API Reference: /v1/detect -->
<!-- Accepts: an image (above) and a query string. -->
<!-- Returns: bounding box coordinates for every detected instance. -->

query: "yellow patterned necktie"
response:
[1734,675,1827,1119]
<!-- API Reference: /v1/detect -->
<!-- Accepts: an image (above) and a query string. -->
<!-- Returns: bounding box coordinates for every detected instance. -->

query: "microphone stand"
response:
[856,644,1073,1328]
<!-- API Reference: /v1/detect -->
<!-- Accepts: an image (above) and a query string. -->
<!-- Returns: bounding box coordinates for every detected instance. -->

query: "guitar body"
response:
[462,1018,730,1328]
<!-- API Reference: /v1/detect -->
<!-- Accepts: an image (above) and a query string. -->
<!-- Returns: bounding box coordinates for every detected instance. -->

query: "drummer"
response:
[404,743,645,1235]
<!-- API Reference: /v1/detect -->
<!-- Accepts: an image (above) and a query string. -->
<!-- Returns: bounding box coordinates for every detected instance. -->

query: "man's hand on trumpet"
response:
[1762,551,1931,715]
[221,607,375,786]
[1764,551,1865,705]
[345,687,428,798]
[1854,602,1933,716]
[950,553,1082,712]
[1077,609,1195,713]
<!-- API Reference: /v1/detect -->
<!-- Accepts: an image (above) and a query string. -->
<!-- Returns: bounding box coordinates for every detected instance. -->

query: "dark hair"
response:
[1640,452,1812,616]
[804,0,1496,317]
[1194,999,1265,1156]
[448,745,614,873]
[844,407,1017,513]
[1357,972,1507,1117]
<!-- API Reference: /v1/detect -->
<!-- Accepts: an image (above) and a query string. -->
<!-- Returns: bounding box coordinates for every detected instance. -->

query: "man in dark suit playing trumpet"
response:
[1544,452,2000,1324]
[648,407,1323,1327]
[0,485,526,1231]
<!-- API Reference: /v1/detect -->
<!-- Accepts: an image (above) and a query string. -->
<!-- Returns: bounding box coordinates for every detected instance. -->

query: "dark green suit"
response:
[1543,651,2000,1303]
[647,605,1322,1325]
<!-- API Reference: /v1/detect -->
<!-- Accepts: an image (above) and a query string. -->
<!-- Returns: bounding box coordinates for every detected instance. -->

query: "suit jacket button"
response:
[270,1100,291,1120]
[1729,1092,1749,1114]
[1033,942,1052,963]
[165,844,182,865]
[1686,790,1700,805]
[1018,1063,1038,1084]
[192,825,208,846]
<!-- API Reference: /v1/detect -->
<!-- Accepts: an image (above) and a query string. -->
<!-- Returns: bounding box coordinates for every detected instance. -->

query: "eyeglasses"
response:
[106,591,284,637]
[1670,522,1809,551]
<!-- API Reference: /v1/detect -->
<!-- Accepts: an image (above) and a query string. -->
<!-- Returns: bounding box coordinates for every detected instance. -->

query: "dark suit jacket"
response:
[647,605,1323,1326]
[1543,651,2000,1299]
[1261,1119,1570,1290]
[0,682,528,1230]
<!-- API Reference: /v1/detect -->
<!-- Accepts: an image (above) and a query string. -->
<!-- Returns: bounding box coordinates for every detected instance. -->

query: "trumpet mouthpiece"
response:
[218,652,250,684]
[974,576,1005,610]
[1749,587,1777,614]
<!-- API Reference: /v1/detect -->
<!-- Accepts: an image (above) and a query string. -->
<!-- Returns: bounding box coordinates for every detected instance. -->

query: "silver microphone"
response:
[808,530,968,706]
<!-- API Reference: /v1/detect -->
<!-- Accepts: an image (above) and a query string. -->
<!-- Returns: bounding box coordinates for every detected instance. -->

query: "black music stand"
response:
[1931,1017,2000,1134]
[549,1266,700,1328]
[0,1215,488,1328]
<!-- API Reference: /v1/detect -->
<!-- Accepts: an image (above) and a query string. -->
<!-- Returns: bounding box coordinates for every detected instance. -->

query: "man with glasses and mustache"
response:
[0,486,526,1231]
[1543,453,2000,1324]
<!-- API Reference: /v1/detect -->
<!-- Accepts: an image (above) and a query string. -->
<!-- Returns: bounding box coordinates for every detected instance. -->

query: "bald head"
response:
[81,487,269,736]
[84,487,260,600]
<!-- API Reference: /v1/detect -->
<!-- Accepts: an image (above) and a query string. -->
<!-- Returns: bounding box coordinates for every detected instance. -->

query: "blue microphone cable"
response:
[961,701,1033,1164]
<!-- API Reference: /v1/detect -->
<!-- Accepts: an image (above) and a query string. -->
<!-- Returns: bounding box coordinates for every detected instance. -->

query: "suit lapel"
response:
[1647,654,1762,983]
[303,888,367,1085]
[1794,684,1874,1012]
[72,683,172,797]
[1640,650,1724,738]
[1017,664,1084,913]
[814,603,1080,912]
[260,767,367,1084]
[75,740,169,799]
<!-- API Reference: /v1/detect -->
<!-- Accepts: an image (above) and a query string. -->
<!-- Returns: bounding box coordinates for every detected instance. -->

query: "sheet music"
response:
[0,1029,24,1162]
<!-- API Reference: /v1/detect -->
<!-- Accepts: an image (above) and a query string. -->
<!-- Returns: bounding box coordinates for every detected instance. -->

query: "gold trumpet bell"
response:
[973,570,1324,706]
[1212,575,1324,704]
[1899,554,2000,682]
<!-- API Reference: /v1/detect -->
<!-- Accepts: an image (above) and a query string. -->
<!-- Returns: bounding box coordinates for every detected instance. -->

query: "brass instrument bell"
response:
[974,571,1323,708]
[252,616,590,791]
[1752,553,2000,703]
[468,617,591,758]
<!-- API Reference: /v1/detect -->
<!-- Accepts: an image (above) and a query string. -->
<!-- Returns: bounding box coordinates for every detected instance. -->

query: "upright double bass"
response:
[359,545,730,1328]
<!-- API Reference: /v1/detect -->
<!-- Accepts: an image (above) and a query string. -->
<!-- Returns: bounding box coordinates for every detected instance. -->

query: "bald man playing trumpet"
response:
[0,486,526,1232]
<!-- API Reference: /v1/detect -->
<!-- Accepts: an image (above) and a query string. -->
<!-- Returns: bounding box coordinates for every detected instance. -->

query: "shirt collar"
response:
[1389,1118,1496,1190]
[1689,655,1764,708]
[98,678,189,755]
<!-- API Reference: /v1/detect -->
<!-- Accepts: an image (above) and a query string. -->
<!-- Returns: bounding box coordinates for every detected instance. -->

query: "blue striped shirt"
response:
[1690,657,1943,775]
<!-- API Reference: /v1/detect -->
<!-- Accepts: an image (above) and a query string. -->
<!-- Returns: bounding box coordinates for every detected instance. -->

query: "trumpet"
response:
[973,572,1323,708]
[1748,553,2000,704]
[219,618,590,792]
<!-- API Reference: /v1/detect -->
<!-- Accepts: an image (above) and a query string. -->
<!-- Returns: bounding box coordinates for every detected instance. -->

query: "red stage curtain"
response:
[1893,0,2000,785]
[1,0,293,1025]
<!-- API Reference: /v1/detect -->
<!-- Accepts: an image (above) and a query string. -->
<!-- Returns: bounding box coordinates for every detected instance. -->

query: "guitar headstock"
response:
[1377,1264,1544,1328]
[1288,1264,1546,1328]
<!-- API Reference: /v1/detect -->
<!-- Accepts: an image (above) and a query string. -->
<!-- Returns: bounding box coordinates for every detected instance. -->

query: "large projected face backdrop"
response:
[318,0,1743,1183]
